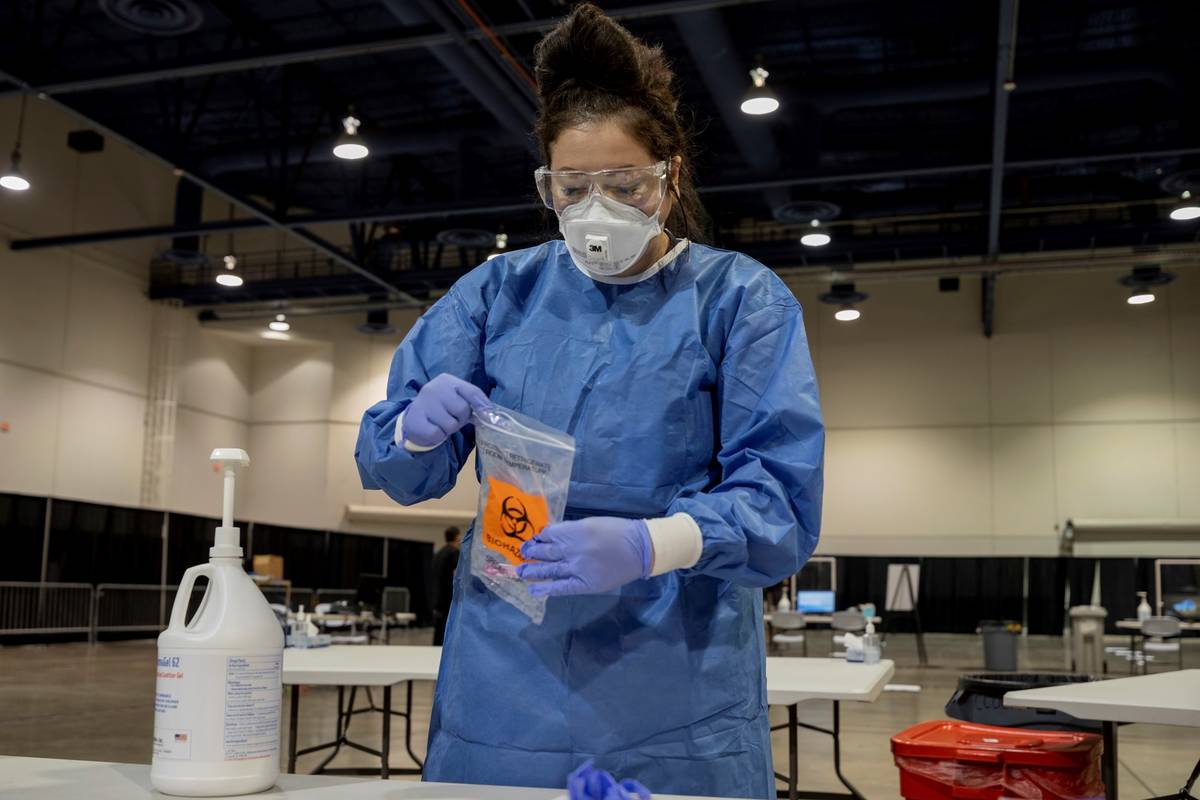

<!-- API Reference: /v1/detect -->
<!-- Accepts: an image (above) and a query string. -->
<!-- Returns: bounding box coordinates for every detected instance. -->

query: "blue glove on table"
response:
[401,373,489,449]
[517,517,652,597]
[568,760,652,800]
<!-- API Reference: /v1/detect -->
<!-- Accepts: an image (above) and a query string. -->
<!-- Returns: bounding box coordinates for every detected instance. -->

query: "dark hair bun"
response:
[534,3,671,107]
[532,3,710,241]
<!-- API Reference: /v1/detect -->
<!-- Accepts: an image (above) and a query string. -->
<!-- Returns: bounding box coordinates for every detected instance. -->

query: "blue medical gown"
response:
[356,240,824,799]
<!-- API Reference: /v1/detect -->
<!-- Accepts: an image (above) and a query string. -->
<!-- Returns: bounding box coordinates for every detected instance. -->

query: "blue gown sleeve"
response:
[355,287,488,505]
[669,298,825,588]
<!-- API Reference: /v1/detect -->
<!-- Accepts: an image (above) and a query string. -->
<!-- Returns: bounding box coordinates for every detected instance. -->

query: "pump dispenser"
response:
[151,449,284,797]
[862,620,881,664]
[1137,591,1152,623]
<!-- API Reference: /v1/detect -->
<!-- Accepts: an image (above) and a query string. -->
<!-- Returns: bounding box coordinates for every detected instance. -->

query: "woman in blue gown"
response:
[356,5,824,798]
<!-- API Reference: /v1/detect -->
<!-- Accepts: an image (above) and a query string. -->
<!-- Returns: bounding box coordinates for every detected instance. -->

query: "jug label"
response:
[153,652,281,763]
[224,655,282,760]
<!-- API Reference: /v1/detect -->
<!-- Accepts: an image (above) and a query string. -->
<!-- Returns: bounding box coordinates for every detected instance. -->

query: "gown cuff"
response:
[394,409,439,453]
[644,513,703,576]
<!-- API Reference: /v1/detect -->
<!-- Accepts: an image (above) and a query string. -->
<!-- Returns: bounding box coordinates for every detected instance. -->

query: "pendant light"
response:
[1,94,32,192]
[333,107,369,160]
[741,64,780,116]
[216,206,243,287]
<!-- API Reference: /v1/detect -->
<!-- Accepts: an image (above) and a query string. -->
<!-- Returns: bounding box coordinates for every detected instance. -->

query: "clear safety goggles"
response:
[534,161,669,212]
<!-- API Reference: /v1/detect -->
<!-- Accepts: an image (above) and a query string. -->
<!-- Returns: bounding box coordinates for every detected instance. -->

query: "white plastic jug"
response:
[151,450,284,797]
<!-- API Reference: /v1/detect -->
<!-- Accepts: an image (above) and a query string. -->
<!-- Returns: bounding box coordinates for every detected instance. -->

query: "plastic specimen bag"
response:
[470,404,575,624]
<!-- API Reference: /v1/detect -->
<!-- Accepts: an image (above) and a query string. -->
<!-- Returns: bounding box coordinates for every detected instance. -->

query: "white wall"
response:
[791,266,1200,556]
[0,245,253,514]
[239,312,479,546]
[0,95,252,519]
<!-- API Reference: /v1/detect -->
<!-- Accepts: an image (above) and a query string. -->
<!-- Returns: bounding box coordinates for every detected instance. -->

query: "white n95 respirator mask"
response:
[559,191,665,278]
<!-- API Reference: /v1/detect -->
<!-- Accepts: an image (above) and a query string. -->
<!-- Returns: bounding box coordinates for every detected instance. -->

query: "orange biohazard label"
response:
[481,476,550,566]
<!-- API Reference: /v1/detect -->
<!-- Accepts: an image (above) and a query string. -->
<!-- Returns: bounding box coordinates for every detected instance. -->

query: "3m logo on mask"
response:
[482,476,550,566]
[584,233,609,263]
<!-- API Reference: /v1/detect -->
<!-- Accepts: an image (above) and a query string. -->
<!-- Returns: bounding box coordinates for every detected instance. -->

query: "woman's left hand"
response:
[517,517,652,597]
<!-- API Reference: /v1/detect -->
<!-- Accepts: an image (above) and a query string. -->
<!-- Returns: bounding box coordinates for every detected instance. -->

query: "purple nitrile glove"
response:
[517,517,652,597]
[567,760,652,800]
[401,373,490,449]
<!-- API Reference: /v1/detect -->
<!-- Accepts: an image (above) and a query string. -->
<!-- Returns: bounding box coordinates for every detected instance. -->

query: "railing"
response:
[0,581,356,644]
[93,583,207,639]
[0,582,95,643]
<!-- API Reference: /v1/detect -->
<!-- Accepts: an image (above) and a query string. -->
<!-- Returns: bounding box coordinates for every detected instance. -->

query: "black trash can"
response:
[978,620,1020,671]
[945,672,1101,732]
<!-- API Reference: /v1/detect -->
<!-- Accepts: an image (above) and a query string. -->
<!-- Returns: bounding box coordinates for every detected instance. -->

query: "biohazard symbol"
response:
[482,476,550,566]
[499,496,531,539]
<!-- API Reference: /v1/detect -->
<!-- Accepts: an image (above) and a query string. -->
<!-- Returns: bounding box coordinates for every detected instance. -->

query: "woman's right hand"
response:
[401,374,490,448]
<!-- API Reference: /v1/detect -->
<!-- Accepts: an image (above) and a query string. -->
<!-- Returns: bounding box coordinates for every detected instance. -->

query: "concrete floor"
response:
[1,630,1196,799]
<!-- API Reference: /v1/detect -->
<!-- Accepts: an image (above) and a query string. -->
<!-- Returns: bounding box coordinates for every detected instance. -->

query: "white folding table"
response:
[283,645,441,780]
[766,657,895,800]
[1005,669,1200,800]
[765,614,883,626]
[0,756,731,800]
[283,646,893,800]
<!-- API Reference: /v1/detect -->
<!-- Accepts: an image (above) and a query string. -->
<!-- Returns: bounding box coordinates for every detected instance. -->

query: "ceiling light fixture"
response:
[215,208,243,286]
[1118,265,1173,307]
[1169,190,1200,221]
[333,108,368,160]
[1,94,32,192]
[800,219,831,247]
[268,313,290,332]
[740,65,780,116]
[819,282,868,322]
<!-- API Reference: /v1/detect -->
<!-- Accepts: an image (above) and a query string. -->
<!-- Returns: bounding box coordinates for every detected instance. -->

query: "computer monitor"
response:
[795,590,836,614]
[1165,592,1199,620]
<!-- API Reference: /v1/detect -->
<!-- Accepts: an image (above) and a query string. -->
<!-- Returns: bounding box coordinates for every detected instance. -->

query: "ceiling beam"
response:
[986,0,1019,261]
[12,144,1200,252]
[673,9,788,214]
[378,0,536,152]
[0,68,417,303]
[0,0,773,96]
[9,218,266,250]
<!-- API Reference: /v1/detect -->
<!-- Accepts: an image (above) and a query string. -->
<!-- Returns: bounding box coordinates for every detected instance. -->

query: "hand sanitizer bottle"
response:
[1137,591,1152,623]
[863,621,881,664]
[151,449,283,796]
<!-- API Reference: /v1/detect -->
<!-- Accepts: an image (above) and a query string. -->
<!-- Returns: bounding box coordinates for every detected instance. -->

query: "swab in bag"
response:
[471,405,575,624]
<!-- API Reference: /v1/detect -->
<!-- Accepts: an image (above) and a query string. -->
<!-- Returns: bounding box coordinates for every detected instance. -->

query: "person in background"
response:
[430,525,460,646]
[357,4,823,796]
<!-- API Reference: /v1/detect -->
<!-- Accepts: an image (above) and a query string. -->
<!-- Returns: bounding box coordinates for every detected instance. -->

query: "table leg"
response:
[789,704,798,800]
[404,680,423,770]
[381,686,391,780]
[830,702,866,800]
[287,685,300,774]
[343,686,357,736]
[1102,721,1118,800]
[311,686,347,774]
